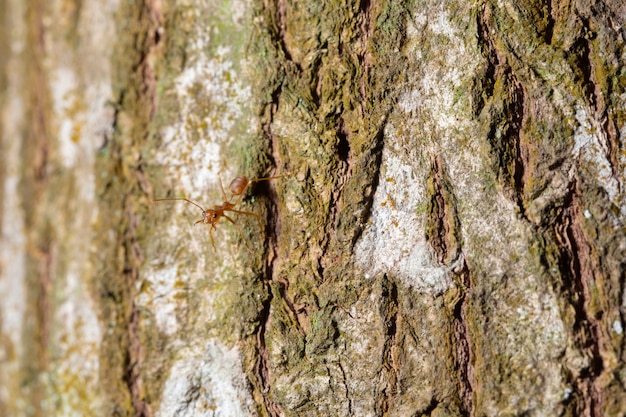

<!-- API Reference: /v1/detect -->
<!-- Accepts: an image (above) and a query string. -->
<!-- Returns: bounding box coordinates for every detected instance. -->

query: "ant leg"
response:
[218,172,228,202]
[228,208,263,232]
[248,175,283,185]
[209,227,217,251]
[222,215,253,251]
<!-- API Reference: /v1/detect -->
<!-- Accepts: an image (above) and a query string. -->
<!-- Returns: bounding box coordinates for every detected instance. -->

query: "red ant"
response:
[154,174,281,251]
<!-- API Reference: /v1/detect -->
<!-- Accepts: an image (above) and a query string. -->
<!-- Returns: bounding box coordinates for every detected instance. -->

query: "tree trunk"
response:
[1,0,625,416]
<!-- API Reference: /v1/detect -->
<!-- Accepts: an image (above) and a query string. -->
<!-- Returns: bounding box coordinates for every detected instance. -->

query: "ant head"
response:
[202,209,219,225]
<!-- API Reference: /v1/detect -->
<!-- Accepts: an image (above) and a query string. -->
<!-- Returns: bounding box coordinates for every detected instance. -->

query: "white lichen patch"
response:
[402,5,468,131]
[398,0,532,278]
[354,3,480,293]
[572,106,625,220]
[46,272,103,416]
[0,3,31,414]
[137,219,233,337]
[157,341,255,417]
[139,212,248,348]
[154,16,255,202]
[0,20,27,411]
[612,320,623,335]
[51,67,81,168]
[145,0,261,348]
[354,125,455,294]
[145,1,259,339]
[332,293,388,415]
[0,78,26,357]
[40,0,118,412]
[137,260,184,336]
[483,279,568,413]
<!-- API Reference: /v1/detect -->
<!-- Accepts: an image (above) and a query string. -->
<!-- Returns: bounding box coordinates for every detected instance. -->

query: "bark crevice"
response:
[425,156,475,415]
[543,180,606,417]
[22,1,53,413]
[253,36,286,416]
[476,4,530,219]
[99,0,161,415]
[453,261,475,417]
[122,195,151,417]
[376,275,400,416]
[253,286,283,417]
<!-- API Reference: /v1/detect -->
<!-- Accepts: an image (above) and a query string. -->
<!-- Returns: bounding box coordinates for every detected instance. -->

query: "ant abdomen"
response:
[229,176,249,198]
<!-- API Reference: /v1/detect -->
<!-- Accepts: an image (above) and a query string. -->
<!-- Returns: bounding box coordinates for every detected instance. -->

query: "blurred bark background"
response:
[1,0,625,416]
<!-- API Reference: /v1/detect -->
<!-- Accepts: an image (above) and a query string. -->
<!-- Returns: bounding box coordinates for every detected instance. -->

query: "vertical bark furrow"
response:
[453,262,475,417]
[254,50,287,417]
[318,131,352,271]
[336,121,387,252]
[543,0,555,44]
[426,157,475,415]
[274,0,293,65]
[96,0,161,415]
[357,0,373,103]
[254,287,283,417]
[510,76,528,217]
[570,18,598,113]
[275,278,306,337]
[123,196,151,417]
[21,1,53,414]
[549,182,606,417]
[126,303,151,417]
[425,156,460,266]
[472,3,498,117]
[336,360,353,416]
[476,2,538,219]
[426,158,450,265]
[33,242,53,417]
[377,275,399,416]
[124,3,161,415]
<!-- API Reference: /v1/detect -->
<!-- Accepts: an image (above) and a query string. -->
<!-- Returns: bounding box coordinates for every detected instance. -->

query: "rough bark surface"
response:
[1,0,625,416]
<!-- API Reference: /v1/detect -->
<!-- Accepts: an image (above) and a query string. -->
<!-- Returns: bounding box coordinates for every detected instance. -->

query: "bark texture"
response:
[1,0,625,416]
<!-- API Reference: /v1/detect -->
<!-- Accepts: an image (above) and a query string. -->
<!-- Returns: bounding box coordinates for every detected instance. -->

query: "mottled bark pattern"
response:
[0,0,625,416]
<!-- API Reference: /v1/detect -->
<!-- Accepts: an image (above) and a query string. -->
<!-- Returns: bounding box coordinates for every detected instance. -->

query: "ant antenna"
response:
[153,198,206,212]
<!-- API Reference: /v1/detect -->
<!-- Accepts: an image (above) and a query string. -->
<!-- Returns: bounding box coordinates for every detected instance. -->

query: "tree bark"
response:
[1,0,625,416]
